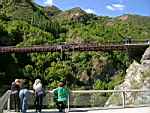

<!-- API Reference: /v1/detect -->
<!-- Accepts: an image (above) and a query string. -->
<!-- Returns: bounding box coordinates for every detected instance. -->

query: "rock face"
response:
[141,47,150,67]
[105,47,150,107]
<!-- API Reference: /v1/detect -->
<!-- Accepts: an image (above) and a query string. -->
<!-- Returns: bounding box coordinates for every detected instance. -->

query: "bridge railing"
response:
[3,89,150,112]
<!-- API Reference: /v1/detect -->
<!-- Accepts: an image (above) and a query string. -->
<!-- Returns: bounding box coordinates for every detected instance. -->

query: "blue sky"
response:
[34,0,150,17]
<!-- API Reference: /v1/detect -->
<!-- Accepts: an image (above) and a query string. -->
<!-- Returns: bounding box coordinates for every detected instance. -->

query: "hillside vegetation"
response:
[0,0,150,91]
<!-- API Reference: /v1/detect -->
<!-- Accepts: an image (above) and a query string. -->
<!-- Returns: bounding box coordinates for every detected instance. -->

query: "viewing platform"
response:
[4,107,150,113]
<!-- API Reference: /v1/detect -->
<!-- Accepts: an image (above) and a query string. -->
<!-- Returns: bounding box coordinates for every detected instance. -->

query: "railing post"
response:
[7,93,10,111]
[67,94,70,113]
[122,91,125,108]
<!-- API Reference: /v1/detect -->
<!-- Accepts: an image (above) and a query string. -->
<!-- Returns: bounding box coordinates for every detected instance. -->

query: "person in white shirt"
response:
[33,79,44,113]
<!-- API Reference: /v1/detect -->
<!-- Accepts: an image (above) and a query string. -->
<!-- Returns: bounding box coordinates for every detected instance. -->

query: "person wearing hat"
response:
[33,79,45,113]
[11,79,21,112]
[53,81,69,112]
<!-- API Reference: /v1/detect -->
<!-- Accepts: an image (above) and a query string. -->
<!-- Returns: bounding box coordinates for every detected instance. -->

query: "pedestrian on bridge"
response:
[33,79,45,113]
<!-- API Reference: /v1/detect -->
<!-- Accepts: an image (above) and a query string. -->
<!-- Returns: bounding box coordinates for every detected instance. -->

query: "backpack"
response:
[36,88,46,96]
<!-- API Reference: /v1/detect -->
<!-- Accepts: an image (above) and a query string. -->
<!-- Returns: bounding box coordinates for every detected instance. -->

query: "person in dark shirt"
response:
[11,79,21,112]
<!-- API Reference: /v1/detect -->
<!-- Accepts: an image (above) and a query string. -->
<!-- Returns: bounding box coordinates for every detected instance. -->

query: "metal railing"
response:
[0,90,11,113]
[2,89,150,112]
[71,90,150,109]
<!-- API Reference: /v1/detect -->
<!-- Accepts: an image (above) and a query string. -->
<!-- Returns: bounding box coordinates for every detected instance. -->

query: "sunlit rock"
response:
[105,47,150,107]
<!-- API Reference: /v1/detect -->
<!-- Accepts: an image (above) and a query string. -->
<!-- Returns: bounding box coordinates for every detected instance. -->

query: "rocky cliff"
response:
[105,47,150,107]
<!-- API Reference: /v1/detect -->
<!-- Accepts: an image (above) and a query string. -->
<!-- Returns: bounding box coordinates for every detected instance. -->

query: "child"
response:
[53,81,69,112]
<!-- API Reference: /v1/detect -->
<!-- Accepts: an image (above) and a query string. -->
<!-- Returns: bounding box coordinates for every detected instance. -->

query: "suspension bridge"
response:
[0,43,149,53]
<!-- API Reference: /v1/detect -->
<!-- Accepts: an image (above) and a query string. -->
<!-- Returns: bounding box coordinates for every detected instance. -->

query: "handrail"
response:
[71,89,150,93]
[70,89,150,109]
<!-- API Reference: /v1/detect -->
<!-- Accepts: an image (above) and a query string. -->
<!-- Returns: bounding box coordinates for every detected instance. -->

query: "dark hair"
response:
[58,82,65,87]
[22,79,29,89]
[60,79,66,85]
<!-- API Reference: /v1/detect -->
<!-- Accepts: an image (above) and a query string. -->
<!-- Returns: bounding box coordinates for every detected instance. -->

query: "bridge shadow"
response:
[27,111,60,113]
[27,110,88,113]
[69,110,88,112]
[68,107,124,112]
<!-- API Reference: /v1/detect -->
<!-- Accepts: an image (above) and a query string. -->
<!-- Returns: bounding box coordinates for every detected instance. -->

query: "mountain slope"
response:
[44,5,62,17]
[51,7,98,24]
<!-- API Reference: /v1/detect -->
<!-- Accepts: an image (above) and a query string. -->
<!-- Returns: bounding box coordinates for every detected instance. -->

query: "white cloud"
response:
[106,3,125,11]
[106,5,115,11]
[84,8,96,14]
[44,0,53,6]
[112,4,125,10]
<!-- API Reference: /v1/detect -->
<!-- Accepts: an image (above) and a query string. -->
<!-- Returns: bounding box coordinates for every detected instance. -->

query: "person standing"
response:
[19,79,29,113]
[11,79,21,112]
[33,79,44,113]
[53,81,69,112]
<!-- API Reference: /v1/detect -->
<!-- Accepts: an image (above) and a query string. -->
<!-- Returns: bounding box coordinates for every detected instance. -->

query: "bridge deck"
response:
[0,44,149,53]
[4,107,150,113]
